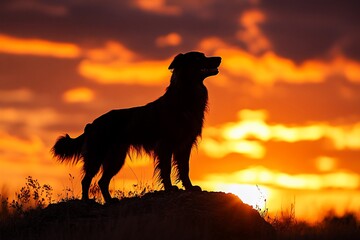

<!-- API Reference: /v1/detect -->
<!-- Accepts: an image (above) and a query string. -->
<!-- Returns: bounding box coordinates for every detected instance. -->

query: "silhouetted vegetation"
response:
[1,177,359,240]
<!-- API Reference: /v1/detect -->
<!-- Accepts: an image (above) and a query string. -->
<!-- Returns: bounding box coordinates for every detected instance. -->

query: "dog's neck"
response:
[164,73,208,113]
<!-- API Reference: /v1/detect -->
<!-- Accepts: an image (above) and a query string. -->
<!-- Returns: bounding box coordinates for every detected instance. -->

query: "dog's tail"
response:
[52,133,85,165]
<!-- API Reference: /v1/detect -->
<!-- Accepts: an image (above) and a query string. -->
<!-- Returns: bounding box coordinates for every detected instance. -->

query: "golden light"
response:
[222,116,270,141]
[334,56,360,83]
[316,156,337,172]
[212,183,269,209]
[78,59,170,85]
[134,0,181,15]
[0,131,44,155]
[78,41,172,85]
[201,138,265,159]
[0,34,81,58]
[63,87,95,103]
[206,166,360,190]
[85,41,135,62]
[199,37,360,85]
[0,107,59,129]
[126,155,152,167]
[201,109,360,159]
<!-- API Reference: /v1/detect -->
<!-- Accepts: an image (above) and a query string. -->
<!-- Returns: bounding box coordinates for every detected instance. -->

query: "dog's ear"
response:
[168,53,184,70]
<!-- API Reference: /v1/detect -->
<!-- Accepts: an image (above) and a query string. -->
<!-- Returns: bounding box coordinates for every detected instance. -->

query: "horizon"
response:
[1,0,360,222]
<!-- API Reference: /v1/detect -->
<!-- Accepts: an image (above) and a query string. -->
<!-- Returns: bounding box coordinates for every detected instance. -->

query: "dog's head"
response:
[168,52,221,82]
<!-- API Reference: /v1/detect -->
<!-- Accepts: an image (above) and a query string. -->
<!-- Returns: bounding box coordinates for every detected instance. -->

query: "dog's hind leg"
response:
[174,145,202,191]
[81,154,102,201]
[98,145,127,203]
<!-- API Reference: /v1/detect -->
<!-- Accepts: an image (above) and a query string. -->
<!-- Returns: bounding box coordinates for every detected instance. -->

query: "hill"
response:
[1,190,275,240]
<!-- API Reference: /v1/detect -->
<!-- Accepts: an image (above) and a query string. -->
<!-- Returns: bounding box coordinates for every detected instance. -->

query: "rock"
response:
[2,191,275,240]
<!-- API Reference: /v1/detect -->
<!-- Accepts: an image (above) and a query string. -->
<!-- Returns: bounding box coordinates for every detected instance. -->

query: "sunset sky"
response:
[1,0,360,222]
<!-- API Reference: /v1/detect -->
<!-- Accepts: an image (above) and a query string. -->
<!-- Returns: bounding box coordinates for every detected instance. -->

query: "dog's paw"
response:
[187,185,202,191]
[165,185,179,192]
[81,197,96,203]
[105,198,120,205]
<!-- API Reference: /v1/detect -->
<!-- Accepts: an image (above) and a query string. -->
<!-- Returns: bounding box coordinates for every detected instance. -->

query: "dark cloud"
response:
[0,0,252,58]
[259,0,360,62]
[1,0,358,61]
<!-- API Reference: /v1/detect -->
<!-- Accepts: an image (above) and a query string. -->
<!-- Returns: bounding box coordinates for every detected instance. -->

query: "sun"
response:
[215,183,269,209]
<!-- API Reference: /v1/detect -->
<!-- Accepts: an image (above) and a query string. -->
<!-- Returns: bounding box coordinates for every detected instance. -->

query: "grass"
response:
[1,176,360,240]
[0,175,153,218]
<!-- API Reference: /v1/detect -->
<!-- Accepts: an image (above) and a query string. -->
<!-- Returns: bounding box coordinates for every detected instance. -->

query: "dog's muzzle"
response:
[201,56,221,76]
[201,67,219,75]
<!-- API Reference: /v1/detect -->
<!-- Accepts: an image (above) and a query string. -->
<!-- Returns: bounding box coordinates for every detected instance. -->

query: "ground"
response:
[0,190,275,240]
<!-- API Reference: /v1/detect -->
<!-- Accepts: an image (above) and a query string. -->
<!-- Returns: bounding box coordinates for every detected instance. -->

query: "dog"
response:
[52,51,221,203]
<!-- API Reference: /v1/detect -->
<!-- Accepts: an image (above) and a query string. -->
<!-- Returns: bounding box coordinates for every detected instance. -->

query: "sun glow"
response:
[212,183,269,209]
[202,109,360,159]
[206,166,360,191]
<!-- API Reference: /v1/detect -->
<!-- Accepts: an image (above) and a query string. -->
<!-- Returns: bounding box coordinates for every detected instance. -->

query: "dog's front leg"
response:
[174,145,202,191]
[156,147,178,191]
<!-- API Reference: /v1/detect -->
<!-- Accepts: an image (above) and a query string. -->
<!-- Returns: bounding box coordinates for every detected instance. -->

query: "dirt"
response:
[1,190,275,240]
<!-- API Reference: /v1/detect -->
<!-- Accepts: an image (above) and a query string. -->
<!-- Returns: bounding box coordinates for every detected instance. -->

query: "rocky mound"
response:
[2,191,275,240]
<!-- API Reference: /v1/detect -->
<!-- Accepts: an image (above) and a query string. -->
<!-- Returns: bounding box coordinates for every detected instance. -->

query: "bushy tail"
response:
[52,133,85,164]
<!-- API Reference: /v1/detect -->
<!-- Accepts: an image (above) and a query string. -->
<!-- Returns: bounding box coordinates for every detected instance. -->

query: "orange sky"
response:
[1,0,360,222]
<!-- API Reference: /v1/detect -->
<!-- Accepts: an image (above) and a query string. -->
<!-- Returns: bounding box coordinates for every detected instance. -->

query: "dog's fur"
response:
[52,52,221,203]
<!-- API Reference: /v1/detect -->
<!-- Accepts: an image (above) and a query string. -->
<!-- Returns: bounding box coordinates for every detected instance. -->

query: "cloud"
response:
[315,156,337,172]
[205,165,360,190]
[155,32,182,47]
[0,35,176,86]
[201,109,360,159]
[0,131,44,155]
[85,41,136,62]
[237,9,271,54]
[201,138,265,159]
[4,0,68,16]
[0,88,33,103]
[0,107,59,129]
[259,0,360,62]
[0,128,79,194]
[0,34,81,58]
[199,37,360,85]
[133,0,181,15]
[63,87,95,103]
[78,41,172,85]
[0,107,89,143]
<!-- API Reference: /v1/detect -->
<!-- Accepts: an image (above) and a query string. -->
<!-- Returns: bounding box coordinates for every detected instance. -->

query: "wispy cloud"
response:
[0,34,81,58]
[133,0,181,15]
[155,32,182,47]
[3,33,359,87]
[199,38,360,85]
[205,165,360,190]
[0,88,33,103]
[237,9,271,54]
[4,0,68,16]
[201,109,360,159]
[63,87,95,103]
[78,41,172,85]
